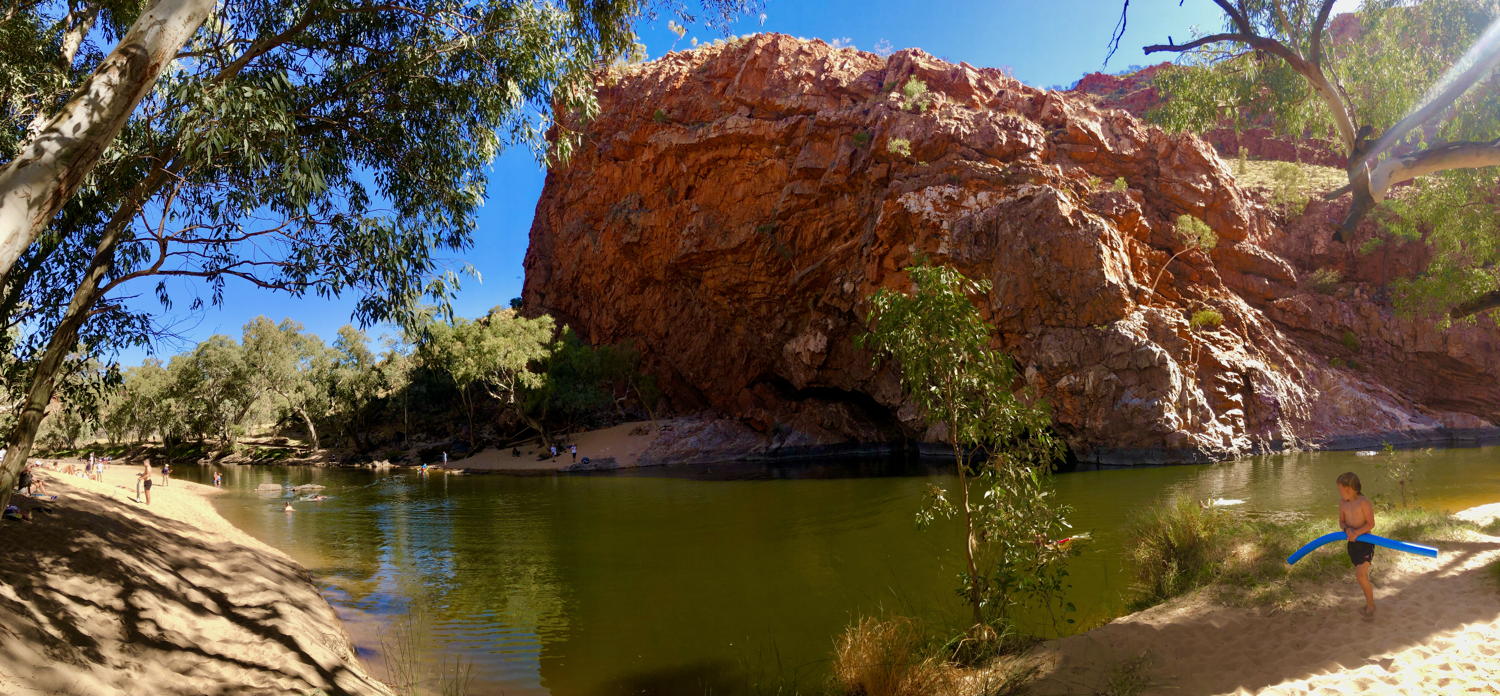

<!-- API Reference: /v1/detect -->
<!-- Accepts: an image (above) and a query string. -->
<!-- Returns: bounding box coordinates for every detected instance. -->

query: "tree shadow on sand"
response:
[0,484,390,695]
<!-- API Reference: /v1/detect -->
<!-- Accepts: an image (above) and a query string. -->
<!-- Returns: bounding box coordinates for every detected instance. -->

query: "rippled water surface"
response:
[181,445,1500,695]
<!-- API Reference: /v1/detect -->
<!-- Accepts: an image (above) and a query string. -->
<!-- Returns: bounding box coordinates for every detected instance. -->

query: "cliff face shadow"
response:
[0,481,391,696]
[1027,536,1500,695]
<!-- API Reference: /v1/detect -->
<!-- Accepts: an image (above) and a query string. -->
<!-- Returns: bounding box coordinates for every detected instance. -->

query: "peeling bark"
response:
[0,0,214,285]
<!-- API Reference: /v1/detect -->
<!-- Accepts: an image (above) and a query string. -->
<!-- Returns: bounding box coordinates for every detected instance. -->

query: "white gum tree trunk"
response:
[0,0,215,283]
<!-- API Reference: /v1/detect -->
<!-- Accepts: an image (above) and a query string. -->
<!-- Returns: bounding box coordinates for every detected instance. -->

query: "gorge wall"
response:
[522,34,1500,464]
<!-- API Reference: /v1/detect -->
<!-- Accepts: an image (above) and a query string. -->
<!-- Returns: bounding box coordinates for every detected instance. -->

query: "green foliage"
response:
[1111,177,1129,193]
[900,77,930,112]
[1173,215,1217,253]
[1129,498,1228,605]
[1340,329,1361,353]
[1269,161,1310,214]
[1376,443,1430,508]
[1381,170,1500,318]
[853,131,872,147]
[887,137,912,158]
[1086,175,1103,190]
[1148,0,1500,318]
[652,108,669,123]
[1131,503,1476,611]
[859,262,1071,633]
[1189,309,1224,331]
[1305,267,1343,294]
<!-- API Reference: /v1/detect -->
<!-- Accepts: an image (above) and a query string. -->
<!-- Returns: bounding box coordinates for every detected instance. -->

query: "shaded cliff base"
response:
[0,467,391,696]
[445,415,1500,472]
[1006,506,1500,695]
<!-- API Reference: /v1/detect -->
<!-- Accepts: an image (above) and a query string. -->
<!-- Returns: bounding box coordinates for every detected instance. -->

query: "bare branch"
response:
[1105,0,1130,66]
[1309,0,1337,68]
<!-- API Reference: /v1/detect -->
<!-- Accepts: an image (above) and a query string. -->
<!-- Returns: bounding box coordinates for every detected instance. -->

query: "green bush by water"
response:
[1128,498,1228,606]
[1128,501,1480,611]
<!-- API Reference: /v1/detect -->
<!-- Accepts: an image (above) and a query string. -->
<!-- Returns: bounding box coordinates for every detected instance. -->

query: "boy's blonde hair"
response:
[1337,471,1361,493]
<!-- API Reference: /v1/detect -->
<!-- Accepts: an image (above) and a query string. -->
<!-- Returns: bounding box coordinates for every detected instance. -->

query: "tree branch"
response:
[1309,0,1336,68]
[1146,29,1356,153]
[1450,290,1500,319]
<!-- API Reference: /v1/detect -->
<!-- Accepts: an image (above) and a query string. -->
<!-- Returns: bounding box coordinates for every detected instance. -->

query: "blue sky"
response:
[112,0,1353,365]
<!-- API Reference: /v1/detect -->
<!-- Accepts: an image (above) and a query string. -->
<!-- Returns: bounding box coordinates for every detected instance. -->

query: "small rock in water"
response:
[1355,450,1379,456]
[1208,498,1245,507]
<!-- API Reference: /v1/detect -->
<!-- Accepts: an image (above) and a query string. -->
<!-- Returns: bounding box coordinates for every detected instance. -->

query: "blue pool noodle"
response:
[1285,532,1438,565]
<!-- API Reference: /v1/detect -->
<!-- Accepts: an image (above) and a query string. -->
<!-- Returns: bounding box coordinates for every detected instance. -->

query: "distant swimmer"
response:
[283,502,294,513]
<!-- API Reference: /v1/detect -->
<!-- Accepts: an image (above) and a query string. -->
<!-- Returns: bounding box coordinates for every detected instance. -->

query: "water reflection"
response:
[182,445,1500,695]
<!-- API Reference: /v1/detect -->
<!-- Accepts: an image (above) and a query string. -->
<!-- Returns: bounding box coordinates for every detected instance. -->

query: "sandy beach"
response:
[447,419,665,472]
[0,463,391,696]
[1016,506,1500,695]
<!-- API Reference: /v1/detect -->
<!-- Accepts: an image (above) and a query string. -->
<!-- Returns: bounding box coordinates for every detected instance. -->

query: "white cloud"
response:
[829,37,855,49]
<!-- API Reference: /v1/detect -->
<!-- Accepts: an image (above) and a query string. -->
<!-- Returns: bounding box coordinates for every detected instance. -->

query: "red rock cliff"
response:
[523,34,1500,464]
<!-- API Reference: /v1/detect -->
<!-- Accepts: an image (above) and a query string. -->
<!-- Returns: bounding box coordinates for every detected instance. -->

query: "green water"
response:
[184,446,1500,695]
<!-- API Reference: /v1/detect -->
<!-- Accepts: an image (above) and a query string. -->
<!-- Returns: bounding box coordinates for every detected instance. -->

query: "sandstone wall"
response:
[523,34,1500,464]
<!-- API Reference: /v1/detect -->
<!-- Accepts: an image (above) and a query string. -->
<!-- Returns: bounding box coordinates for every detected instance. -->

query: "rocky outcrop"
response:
[523,34,1500,464]
[1069,64,1344,168]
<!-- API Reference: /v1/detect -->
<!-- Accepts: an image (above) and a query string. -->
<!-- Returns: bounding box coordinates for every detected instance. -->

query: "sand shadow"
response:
[0,484,388,695]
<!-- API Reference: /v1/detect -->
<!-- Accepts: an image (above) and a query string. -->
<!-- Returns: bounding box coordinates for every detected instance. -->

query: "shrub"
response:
[1174,214,1217,252]
[1376,443,1429,508]
[1112,176,1129,193]
[1305,267,1342,294]
[1340,329,1360,352]
[901,77,929,112]
[1096,654,1156,696]
[1086,174,1103,190]
[651,108,668,123]
[1190,309,1224,330]
[1270,161,1310,214]
[853,131,872,147]
[833,616,955,696]
[1129,498,1228,605]
[887,137,912,158]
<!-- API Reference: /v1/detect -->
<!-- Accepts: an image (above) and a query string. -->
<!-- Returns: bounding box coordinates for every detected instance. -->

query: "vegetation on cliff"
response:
[1133,0,1500,319]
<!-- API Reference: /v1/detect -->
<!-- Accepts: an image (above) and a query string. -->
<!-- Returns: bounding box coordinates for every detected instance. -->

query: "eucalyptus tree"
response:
[0,0,756,506]
[241,316,333,450]
[168,334,260,446]
[1115,0,1500,319]
[417,308,554,445]
[328,325,385,449]
[859,263,1073,641]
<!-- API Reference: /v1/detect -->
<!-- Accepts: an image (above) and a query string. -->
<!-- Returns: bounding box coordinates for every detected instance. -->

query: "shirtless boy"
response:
[1337,471,1376,619]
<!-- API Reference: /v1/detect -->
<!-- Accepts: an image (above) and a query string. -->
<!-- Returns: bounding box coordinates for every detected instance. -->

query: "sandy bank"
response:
[1014,504,1500,695]
[449,419,665,472]
[0,464,391,696]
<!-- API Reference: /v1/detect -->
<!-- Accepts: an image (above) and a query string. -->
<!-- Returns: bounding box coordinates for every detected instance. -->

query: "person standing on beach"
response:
[161,462,172,487]
[1338,471,1377,619]
[569,444,577,462]
[139,460,154,505]
[549,444,558,459]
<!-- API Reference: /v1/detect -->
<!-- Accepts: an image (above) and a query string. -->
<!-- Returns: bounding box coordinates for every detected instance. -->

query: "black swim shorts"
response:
[143,479,153,490]
[1347,540,1375,566]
